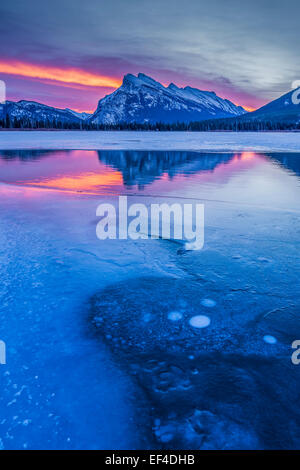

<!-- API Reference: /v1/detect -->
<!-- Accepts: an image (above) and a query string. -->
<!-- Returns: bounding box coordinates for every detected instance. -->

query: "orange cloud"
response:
[0,60,121,88]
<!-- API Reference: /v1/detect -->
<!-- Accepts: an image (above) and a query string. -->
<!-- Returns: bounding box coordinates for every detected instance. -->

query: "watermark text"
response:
[0,340,6,365]
[96,196,204,250]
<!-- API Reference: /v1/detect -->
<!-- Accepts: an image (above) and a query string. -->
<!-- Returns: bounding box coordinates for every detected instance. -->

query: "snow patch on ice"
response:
[0,131,300,152]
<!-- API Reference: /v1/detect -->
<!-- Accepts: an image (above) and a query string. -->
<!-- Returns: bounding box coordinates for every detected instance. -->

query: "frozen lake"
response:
[0,146,299,449]
[0,130,300,152]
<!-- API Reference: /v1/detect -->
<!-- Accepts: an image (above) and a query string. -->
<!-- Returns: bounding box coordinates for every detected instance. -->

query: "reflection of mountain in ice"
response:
[269,153,300,178]
[97,151,236,188]
[0,150,67,161]
[1,149,300,196]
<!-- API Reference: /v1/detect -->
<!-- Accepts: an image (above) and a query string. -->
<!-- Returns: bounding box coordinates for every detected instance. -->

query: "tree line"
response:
[0,114,299,131]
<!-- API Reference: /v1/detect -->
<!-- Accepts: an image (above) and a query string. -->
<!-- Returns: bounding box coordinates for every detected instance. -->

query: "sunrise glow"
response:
[0,60,121,89]
[242,106,256,112]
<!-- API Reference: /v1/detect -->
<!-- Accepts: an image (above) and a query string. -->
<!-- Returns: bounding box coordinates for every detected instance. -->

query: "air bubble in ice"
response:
[263,335,277,344]
[189,315,211,328]
[201,299,216,308]
[167,311,183,321]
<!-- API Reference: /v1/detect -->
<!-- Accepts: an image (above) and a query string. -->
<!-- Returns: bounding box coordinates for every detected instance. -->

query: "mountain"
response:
[0,100,84,127]
[240,87,300,123]
[2,82,299,131]
[187,87,300,131]
[89,73,246,125]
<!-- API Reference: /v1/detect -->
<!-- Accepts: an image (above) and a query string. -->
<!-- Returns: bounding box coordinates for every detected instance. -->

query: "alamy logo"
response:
[0,80,6,104]
[96,196,204,250]
[291,340,300,365]
[0,340,6,365]
[291,80,300,105]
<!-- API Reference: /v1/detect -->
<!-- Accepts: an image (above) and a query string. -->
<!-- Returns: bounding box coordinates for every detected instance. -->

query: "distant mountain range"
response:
[0,100,90,128]
[0,73,299,130]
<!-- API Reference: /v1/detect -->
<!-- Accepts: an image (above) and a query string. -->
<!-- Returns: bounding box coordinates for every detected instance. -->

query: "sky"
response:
[0,0,299,112]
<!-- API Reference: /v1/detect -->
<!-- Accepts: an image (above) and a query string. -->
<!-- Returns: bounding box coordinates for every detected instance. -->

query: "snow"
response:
[91,74,245,124]
[0,130,300,151]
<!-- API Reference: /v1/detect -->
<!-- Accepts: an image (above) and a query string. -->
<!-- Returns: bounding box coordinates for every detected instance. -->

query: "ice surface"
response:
[0,148,300,449]
[0,186,162,450]
[0,130,300,151]
[91,275,300,449]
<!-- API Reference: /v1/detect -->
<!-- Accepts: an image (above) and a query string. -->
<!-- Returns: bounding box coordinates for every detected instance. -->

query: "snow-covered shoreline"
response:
[0,130,300,152]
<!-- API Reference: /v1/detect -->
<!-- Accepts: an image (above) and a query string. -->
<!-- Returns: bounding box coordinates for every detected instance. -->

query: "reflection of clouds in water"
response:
[0,150,300,206]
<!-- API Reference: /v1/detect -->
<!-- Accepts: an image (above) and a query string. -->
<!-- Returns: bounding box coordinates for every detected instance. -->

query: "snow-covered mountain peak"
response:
[168,83,179,91]
[90,73,246,125]
[122,73,164,91]
[122,73,139,86]
[137,73,164,87]
[17,100,50,109]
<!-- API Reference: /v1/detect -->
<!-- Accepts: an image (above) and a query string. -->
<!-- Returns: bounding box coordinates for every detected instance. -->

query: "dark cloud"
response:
[0,0,299,108]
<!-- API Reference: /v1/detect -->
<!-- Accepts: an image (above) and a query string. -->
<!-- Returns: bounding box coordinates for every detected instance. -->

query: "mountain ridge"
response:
[191,87,300,131]
[0,76,299,130]
[89,73,246,125]
[0,100,84,127]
